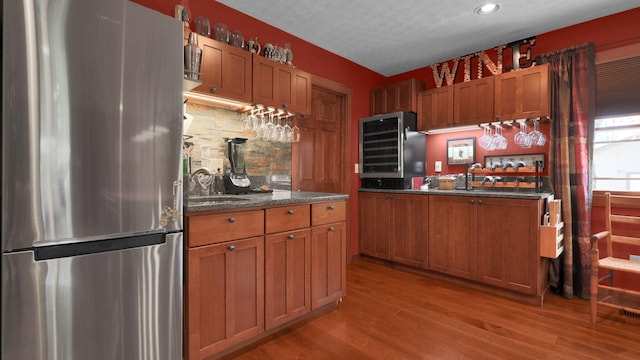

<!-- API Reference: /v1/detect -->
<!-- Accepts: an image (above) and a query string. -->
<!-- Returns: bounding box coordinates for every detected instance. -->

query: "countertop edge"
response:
[185,191,349,213]
[358,188,552,200]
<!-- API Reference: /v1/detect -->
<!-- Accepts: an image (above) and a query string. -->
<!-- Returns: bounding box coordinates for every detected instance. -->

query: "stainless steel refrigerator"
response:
[2,1,184,359]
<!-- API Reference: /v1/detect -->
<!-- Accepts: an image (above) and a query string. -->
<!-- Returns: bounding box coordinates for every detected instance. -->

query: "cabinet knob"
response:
[210,87,217,94]
[287,209,294,215]
[282,103,289,108]
[228,217,236,223]
[329,226,335,232]
[288,234,295,240]
[470,200,475,204]
[478,200,483,205]
[328,205,335,211]
[228,245,235,251]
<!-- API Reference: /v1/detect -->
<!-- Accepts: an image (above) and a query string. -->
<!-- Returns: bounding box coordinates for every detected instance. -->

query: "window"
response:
[593,44,640,192]
[593,115,640,191]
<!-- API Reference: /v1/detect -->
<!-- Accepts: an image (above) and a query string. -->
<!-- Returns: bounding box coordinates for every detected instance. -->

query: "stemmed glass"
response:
[528,118,546,146]
[514,120,532,148]
[271,109,284,142]
[478,126,493,150]
[491,125,508,150]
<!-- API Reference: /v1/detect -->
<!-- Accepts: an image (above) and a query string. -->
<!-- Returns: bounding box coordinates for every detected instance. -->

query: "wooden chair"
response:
[590,192,640,324]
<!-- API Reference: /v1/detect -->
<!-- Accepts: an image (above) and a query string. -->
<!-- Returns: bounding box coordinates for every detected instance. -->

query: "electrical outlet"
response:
[435,161,442,172]
[354,163,359,174]
[630,255,640,262]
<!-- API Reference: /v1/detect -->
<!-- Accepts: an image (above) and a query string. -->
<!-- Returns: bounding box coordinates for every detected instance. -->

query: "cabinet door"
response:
[192,35,252,102]
[370,86,387,115]
[186,236,264,359]
[417,87,454,131]
[395,79,425,114]
[428,195,477,279]
[454,77,494,126]
[476,198,541,294]
[494,64,550,120]
[371,79,425,115]
[291,69,312,115]
[390,194,428,269]
[358,192,390,259]
[311,222,346,309]
[252,56,311,115]
[265,229,311,330]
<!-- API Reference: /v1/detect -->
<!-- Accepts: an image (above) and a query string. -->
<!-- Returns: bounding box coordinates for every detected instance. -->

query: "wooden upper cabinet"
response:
[494,64,550,120]
[252,56,312,115]
[370,79,425,115]
[454,77,494,126]
[191,34,252,102]
[417,86,454,131]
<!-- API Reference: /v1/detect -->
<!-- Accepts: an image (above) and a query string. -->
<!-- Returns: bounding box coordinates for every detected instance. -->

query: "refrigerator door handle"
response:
[34,232,166,261]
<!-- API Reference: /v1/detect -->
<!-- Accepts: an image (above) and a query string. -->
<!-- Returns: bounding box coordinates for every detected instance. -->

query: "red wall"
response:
[133,1,640,256]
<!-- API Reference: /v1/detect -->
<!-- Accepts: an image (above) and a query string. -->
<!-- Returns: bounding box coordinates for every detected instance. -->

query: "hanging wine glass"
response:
[514,120,532,148]
[478,126,492,150]
[263,107,276,141]
[271,109,284,142]
[491,125,507,150]
[282,113,294,143]
[291,118,301,143]
[528,118,546,146]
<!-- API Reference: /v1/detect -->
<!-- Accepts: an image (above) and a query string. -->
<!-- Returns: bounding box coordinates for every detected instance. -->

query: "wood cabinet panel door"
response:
[192,35,252,102]
[292,70,312,115]
[390,194,429,269]
[476,198,541,294]
[358,192,390,259]
[293,86,343,193]
[454,77,494,126]
[428,195,477,279]
[311,222,346,309]
[187,236,264,359]
[494,64,550,120]
[252,56,312,114]
[370,87,387,115]
[417,87,454,131]
[265,229,311,330]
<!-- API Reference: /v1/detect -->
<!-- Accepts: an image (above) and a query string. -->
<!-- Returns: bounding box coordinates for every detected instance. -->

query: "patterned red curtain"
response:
[537,43,596,299]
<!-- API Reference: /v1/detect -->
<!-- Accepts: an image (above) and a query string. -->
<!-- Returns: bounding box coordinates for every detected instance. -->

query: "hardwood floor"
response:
[221,259,640,359]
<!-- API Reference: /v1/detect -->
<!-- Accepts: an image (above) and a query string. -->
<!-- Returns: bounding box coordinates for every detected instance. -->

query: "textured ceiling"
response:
[217,0,639,76]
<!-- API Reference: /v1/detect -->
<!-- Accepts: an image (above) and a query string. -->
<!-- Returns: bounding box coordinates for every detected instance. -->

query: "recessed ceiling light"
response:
[475,3,500,15]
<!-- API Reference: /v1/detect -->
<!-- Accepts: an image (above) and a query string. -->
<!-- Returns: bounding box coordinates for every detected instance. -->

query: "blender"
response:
[223,138,251,194]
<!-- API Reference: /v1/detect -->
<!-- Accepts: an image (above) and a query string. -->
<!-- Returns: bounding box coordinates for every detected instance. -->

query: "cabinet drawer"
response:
[312,201,346,226]
[187,210,264,247]
[265,204,311,234]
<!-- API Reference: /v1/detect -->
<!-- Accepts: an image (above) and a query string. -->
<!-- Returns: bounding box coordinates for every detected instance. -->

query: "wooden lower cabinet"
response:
[311,222,346,309]
[186,199,347,359]
[359,192,429,269]
[265,228,311,330]
[187,236,264,360]
[476,197,544,294]
[428,195,477,279]
[389,194,428,269]
[359,192,549,302]
[358,192,391,259]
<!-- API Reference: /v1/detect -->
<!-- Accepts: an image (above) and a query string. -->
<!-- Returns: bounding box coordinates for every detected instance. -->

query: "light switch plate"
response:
[630,255,640,262]
[435,161,442,172]
[354,163,359,174]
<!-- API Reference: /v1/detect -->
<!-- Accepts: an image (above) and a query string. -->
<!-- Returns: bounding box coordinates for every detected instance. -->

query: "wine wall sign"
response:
[430,36,537,88]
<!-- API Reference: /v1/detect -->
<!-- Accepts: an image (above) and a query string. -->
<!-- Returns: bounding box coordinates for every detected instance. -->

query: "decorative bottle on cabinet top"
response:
[184,32,202,80]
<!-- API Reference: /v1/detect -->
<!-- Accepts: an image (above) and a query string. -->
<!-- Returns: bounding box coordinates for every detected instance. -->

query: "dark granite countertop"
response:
[359,188,552,200]
[185,190,349,213]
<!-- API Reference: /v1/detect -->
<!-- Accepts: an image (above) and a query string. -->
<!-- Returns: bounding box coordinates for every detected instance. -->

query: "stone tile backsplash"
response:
[185,102,291,195]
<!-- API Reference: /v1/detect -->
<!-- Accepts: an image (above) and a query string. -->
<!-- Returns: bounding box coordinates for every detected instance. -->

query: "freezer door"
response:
[2,0,183,251]
[1,233,183,360]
